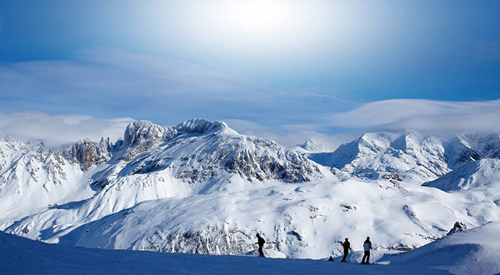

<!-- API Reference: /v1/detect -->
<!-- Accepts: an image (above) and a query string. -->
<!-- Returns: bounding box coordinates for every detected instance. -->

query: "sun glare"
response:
[149,0,333,57]
[219,1,295,37]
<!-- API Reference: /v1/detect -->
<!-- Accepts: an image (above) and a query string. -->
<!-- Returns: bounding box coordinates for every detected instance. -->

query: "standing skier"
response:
[341,238,350,262]
[256,233,266,257]
[361,237,372,264]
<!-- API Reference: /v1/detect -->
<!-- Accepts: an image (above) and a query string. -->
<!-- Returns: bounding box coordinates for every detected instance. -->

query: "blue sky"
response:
[1,0,500,147]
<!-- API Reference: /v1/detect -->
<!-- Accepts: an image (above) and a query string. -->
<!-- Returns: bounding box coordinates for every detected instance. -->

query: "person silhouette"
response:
[361,237,372,264]
[341,238,350,262]
[256,233,265,257]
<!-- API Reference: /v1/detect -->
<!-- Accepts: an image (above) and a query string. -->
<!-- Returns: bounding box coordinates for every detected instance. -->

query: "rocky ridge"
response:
[309,130,500,184]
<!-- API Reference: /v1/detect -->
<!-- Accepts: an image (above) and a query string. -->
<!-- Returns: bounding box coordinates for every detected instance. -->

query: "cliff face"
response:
[64,138,112,171]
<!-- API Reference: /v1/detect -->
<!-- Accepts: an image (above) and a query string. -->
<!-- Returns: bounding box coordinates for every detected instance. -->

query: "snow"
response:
[1,120,500,274]
[387,222,500,274]
[310,130,500,184]
[0,137,94,228]
[290,139,331,154]
[0,230,450,275]
[8,176,493,259]
[424,158,500,191]
[3,222,498,274]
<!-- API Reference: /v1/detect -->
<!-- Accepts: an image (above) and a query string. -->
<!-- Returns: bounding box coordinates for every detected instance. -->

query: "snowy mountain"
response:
[309,130,500,184]
[0,136,93,228]
[1,119,326,246]
[423,158,500,192]
[119,119,322,184]
[290,139,331,154]
[1,121,500,264]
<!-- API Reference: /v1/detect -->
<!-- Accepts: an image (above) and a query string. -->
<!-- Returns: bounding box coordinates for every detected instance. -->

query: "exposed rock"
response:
[125,131,323,184]
[174,119,227,134]
[384,173,402,181]
[448,222,467,235]
[123,121,167,148]
[64,138,112,171]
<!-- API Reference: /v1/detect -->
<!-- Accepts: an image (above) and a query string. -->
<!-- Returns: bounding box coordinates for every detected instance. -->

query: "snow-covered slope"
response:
[7,223,499,275]
[70,119,324,223]
[423,158,500,191]
[310,130,500,184]
[10,175,494,260]
[387,221,500,274]
[0,136,93,228]
[421,159,500,225]
[0,230,451,275]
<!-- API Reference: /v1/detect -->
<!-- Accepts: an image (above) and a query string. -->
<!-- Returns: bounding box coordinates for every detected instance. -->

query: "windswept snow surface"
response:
[387,222,500,274]
[0,231,449,275]
[3,223,500,274]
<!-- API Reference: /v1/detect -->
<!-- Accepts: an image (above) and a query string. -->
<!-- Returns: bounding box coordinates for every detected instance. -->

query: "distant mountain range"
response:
[309,130,500,184]
[1,119,499,258]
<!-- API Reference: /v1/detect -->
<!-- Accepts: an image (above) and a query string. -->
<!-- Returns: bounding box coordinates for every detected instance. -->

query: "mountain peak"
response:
[174,118,228,134]
[300,139,329,153]
[123,120,166,148]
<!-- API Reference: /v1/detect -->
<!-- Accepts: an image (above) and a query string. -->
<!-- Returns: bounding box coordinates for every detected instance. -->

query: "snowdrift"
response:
[388,222,500,274]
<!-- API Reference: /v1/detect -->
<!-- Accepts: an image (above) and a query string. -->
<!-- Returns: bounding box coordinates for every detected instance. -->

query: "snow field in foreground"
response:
[0,230,449,275]
[4,222,500,274]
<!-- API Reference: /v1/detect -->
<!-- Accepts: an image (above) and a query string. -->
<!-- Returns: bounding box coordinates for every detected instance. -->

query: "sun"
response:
[148,0,318,56]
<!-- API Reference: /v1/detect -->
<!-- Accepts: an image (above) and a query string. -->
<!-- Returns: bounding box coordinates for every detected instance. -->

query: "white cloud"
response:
[2,50,499,151]
[299,91,338,100]
[255,131,350,151]
[225,118,351,150]
[0,49,277,124]
[0,49,355,143]
[0,111,134,149]
[329,99,500,134]
[2,98,498,153]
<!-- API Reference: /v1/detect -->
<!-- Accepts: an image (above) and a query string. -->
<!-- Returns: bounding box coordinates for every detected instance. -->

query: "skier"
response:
[341,238,350,262]
[361,237,372,264]
[256,233,265,257]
